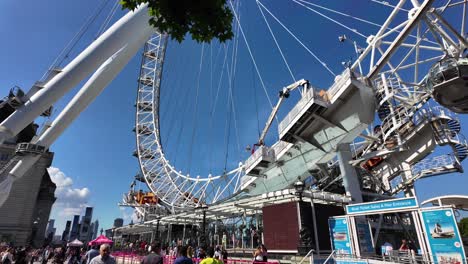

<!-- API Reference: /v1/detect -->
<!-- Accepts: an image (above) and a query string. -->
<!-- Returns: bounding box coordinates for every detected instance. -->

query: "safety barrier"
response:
[114,251,144,264]
[115,253,280,264]
[164,256,280,264]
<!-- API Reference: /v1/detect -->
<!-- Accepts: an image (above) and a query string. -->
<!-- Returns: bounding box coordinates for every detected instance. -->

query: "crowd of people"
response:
[138,242,268,264]
[0,244,114,264]
[1,241,269,264]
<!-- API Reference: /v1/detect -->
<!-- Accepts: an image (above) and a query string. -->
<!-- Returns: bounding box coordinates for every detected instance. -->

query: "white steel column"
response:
[337,143,363,203]
[0,29,153,206]
[0,4,151,144]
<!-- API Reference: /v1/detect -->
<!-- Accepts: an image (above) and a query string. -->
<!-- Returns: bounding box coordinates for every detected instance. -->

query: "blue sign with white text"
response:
[355,218,374,255]
[329,217,352,255]
[346,197,418,215]
[335,259,367,264]
[421,208,467,264]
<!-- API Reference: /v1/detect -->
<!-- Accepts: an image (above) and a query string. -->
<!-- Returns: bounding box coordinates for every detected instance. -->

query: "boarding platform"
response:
[244,145,275,176]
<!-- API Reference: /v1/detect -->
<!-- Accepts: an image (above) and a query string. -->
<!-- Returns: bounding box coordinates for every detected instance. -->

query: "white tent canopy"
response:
[421,195,468,210]
[67,238,84,247]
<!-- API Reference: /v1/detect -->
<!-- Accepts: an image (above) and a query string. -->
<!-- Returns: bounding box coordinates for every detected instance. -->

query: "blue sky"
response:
[1,0,468,234]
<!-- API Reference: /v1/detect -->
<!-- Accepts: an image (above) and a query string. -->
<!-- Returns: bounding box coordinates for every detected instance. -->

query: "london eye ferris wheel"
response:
[1,0,468,217]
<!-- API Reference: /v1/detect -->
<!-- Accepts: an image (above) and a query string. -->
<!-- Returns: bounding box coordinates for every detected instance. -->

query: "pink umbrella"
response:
[88,235,114,246]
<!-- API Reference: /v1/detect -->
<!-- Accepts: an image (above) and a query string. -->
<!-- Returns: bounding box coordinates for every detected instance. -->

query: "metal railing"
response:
[271,140,293,159]
[298,249,315,264]
[380,106,411,140]
[278,87,317,134]
[330,251,440,264]
[328,69,352,100]
[244,145,274,173]
[413,106,459,125]
[411,154,456,176]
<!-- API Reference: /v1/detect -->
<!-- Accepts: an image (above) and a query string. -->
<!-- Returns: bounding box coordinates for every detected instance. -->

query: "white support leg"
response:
[0,4,151,144]
[0,28,153,206]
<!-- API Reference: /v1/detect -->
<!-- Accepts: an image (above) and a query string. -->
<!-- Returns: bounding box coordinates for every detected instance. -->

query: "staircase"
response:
[389,107,468,195]
[453,137,468,161]
[376,91,391,120]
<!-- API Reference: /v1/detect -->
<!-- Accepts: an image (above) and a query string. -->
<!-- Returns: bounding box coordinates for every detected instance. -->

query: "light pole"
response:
[155,218,160,241]
[195,205,208,247]
[30,218,40,247]
[111,227,116,242]
[294,181,313,255]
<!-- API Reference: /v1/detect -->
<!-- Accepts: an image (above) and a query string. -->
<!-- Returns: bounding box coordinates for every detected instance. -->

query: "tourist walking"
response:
[52,247,66,264]
[1,248,14,264]
[252,247,263,263]
[221,247,228,264]
[85,246,100,264]
[140,242,162,264]
[174,246,193,264]
[199,248,222,264]
[89,244,115,264]
[260,245,267,262]
[42,246,53,264]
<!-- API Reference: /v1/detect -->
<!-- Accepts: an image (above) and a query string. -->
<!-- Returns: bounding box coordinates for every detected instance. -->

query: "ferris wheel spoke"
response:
[257,0,336,77]
[230,1,275,109]
[132,0,468,211]
[292,0,367,39]
[369,0,411,12]
[256,1,296,82]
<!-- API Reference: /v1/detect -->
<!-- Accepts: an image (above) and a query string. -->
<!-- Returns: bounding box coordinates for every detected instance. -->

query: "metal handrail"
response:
[278,87,316,133]
[328,69,351,99]
[411,154,456,176]
[244,145,274,172]
[298,249,315,264]
[322,250,335,264]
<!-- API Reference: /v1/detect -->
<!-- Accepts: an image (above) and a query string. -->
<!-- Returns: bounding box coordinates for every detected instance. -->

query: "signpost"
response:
[329,216,352,255]
[346,197,418,215]
[420,208,467,264]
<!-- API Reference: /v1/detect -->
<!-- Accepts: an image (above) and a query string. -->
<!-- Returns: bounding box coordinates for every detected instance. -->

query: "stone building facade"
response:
[0,89,56,246]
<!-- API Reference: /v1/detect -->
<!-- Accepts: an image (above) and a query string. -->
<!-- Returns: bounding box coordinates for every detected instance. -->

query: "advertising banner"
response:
[420,208,467,264]
[354,217,374,255]
[346,197,418,215]
[329,217,352,255]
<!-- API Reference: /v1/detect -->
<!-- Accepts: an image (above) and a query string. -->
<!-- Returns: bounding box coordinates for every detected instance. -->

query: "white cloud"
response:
[48,167,91,217]
[120,207,139,224]
[48,167,73,188]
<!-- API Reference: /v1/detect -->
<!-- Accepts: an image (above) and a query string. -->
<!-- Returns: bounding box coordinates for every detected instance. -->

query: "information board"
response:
[355,217,374,255]
[346,197,418,215]
[420,208,467,264]
[329,217,352,255]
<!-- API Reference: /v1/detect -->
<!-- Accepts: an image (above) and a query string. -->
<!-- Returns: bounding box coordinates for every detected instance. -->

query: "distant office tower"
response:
[92,220,99,240]
[79,207,93,243]
[46,219,55,237]
[89,222,95,241]
[62,221,71,241]
[70,215,80,241]
[113,218,124,228]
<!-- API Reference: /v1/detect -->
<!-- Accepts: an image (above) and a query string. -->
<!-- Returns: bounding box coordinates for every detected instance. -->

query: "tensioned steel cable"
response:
[257,0,336,76]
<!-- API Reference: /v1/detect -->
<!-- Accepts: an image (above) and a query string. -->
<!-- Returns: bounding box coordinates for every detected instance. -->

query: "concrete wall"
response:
[0,144,54,246]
